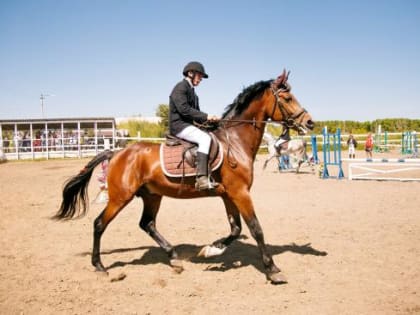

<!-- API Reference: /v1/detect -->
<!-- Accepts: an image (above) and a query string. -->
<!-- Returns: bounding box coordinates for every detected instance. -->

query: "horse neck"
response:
[223,97,270,160]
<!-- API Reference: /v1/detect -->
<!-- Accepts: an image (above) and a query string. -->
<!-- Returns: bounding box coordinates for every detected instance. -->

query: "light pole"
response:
[40,93,54,118]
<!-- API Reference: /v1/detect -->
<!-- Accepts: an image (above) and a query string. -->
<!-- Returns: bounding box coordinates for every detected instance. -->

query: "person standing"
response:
[347,134,357,159]
[169,61,220,190]
[365,132,374,159]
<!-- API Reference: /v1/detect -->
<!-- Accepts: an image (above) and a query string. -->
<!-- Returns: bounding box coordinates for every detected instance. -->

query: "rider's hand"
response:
[207,115,220,122]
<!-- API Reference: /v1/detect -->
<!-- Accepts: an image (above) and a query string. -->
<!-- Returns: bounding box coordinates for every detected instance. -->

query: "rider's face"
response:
[190,72,203,86]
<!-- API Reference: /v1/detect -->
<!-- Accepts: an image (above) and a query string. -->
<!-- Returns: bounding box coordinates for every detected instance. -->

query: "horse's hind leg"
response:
[139,193,183,273]
[199,196,242,257]
[92,199,131,272]
[296,161,302,173]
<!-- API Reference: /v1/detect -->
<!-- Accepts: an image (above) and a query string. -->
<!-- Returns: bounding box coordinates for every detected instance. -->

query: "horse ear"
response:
[281,68,286,79]
[273,69,287,88]
[279,69,286,85]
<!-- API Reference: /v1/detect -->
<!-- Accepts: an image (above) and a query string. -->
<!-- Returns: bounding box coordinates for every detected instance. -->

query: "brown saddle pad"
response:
[160,134,223,178]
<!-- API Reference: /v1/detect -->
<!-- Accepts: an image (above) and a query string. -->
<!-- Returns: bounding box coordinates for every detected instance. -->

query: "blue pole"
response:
[322,127,329,178]
[337,128,344,179]
[311,135,319,164]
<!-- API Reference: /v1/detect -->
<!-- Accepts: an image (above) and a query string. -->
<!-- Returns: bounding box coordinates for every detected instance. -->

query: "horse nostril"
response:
[306,120,315,130]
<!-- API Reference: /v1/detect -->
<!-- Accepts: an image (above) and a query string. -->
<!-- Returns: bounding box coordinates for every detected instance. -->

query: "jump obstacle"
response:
[321,127,344,179]
[374,125,389,153]
[319,127,420,181]
[311,135,320,164]
[401,131,418,157]
[344,158,420,182]
[278,155,292,170]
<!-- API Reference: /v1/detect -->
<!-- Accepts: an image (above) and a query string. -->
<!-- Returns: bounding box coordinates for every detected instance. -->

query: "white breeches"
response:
[176,125,211,154]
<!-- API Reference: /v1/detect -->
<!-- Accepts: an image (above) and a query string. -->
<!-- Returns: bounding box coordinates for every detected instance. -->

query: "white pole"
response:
[40,95,44,118]
[40,94,54,118]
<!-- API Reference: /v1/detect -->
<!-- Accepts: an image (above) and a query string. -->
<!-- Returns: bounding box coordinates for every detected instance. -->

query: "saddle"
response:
[160,133,223,177]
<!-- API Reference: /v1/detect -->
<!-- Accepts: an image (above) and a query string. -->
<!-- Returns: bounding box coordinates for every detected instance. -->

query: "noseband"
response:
[270,84,307,129]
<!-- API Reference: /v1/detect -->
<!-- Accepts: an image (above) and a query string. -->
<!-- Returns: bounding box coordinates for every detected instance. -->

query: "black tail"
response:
[53,150,114,220]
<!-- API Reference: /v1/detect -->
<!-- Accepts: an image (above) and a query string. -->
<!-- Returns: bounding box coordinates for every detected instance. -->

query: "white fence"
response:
[344,158,420,182]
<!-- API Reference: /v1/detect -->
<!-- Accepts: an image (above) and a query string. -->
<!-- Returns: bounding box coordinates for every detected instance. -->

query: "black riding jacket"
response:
[169,79,208,135]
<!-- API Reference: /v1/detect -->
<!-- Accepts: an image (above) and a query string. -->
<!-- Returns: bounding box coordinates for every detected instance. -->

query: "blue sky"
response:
[1,0,419,121]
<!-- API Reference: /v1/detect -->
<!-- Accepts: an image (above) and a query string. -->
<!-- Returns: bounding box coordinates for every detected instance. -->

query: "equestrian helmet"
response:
[183,61,209,78]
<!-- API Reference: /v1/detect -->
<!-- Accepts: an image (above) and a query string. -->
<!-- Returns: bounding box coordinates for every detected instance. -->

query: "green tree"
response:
[156,104,169,131]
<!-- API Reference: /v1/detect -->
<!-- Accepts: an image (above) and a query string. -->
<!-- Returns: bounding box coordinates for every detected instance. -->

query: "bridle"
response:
[215,82,309,168]
[269,82,307,130]
[215,82,307,131]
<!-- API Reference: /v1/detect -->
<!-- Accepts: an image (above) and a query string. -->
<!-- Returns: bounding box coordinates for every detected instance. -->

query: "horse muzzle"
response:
[296,119,314,135]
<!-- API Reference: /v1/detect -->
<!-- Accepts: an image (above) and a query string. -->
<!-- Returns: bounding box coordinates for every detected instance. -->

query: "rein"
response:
[198,85,308,168]
[216,86,307,127]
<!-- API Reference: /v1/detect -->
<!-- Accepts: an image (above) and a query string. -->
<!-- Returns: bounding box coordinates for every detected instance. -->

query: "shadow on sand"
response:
[90,236,327,276]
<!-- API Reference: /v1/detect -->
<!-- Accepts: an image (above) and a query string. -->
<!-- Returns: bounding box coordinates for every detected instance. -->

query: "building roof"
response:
[0,117,116,131]
[0,117,116,124]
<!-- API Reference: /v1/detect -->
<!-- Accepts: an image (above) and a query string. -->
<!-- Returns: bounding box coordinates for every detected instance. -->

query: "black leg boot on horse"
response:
[195,152,219,191]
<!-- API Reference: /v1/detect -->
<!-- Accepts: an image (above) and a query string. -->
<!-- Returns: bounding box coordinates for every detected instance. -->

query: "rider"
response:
[169,61,220,190]
[274,125,291,151]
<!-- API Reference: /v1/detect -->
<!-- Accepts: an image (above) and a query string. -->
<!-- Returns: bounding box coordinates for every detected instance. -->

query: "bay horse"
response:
[262,131,313,173]
[54,70,314,284]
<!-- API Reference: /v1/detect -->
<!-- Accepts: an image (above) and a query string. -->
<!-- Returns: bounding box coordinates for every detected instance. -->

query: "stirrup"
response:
[195,176,219,191]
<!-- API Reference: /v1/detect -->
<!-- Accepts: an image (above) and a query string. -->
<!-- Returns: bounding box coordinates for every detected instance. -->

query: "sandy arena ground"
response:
[0,151,419,314]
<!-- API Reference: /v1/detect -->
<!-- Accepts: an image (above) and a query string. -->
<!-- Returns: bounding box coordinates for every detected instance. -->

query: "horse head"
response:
[270,69,314,135]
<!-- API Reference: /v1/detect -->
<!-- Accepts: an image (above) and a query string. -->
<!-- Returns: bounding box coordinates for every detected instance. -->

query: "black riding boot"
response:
[195,152,217,190]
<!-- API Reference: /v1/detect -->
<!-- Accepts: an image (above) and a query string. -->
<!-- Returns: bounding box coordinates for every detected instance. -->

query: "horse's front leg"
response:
[262,154,276,170]
[198,195,242,258]
[234,191,287,284]
[139,193,183,273]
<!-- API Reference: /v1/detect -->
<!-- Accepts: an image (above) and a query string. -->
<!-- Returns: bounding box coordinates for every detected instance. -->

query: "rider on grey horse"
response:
[274,126,291,153]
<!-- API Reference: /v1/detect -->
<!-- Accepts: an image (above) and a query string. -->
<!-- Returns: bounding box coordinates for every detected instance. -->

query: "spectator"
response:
[347,134,358,159]
[365,133,374,159]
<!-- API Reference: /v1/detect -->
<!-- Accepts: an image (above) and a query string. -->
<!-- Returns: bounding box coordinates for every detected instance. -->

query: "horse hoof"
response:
[170,259,184,274]
[95,268,109,276]
[198,245,227,258]
[267,272,287,285]
[93,263,108,274]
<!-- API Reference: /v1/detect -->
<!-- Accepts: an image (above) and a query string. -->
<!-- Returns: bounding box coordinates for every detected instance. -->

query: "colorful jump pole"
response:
[374,124,389,153]
[322,127,344,179]
[412,131,418,158]
[311,135,319,164]
[402,131,413,155]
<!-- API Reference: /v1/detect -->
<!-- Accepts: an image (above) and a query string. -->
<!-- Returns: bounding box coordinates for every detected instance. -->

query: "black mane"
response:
[222,80,272,119]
